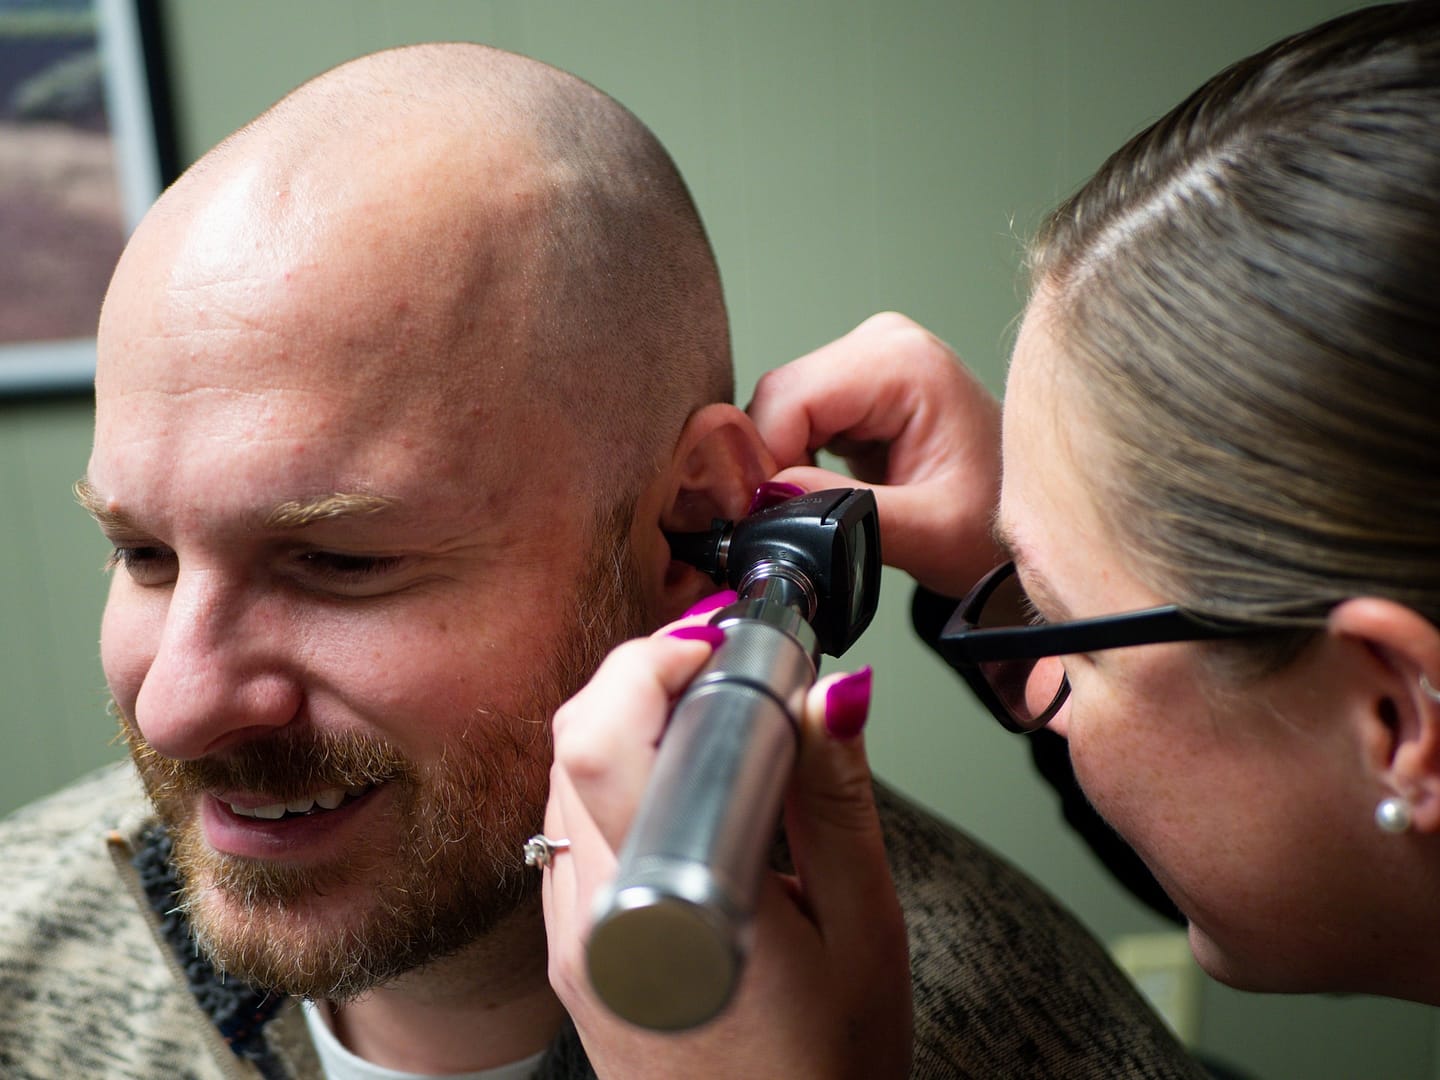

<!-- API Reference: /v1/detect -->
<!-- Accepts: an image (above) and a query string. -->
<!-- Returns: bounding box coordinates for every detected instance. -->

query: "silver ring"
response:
[523,834,571,869]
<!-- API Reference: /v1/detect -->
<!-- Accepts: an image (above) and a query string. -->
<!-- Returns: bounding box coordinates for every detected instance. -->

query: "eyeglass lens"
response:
[976,571,1068,729]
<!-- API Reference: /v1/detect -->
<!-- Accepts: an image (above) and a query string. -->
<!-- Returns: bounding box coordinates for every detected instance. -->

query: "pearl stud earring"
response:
[1375,795,1413,834]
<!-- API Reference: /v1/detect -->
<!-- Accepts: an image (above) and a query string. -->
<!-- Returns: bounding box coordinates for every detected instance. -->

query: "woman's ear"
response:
[1329,598,1440,833]
[646,403,777,618]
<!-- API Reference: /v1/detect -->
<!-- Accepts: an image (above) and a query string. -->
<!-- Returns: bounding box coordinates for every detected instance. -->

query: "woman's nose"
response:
[1045,702,1070,739]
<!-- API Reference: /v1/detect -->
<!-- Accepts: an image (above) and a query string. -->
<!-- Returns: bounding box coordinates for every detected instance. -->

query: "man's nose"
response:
[133,571,302,760]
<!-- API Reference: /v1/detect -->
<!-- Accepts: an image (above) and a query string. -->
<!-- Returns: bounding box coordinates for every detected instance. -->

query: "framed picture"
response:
[0,0,175,396]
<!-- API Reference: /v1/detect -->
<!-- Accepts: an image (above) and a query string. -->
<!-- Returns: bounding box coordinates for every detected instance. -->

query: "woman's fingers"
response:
[543,622,726,1012]
[748,313,959,469]
[541,620,912,1078]
[747,312,1002,596]
[550,628,722,850]
[786,669,906,949]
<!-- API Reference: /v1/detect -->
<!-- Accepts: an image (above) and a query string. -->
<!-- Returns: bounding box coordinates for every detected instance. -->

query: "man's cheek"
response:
[100,604,153,711]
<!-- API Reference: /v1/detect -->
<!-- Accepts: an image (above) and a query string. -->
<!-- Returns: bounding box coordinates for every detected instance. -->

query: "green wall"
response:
[4,2,1433,1077]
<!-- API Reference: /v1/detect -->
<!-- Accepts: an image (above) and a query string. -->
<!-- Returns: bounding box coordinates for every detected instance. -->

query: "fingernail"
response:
[746,481,805,515]
[824,666,873,740]
[668,625,726,647]
[683,590,737,618]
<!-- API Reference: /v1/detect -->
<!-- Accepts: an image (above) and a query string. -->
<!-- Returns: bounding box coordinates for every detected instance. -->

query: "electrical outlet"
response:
[1111,931,1201,1045]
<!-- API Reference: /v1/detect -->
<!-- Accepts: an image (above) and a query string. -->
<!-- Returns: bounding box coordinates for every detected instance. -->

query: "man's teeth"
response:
[229,786,369,820]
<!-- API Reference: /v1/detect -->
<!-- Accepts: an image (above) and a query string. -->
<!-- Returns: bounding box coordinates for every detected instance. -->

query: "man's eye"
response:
[106,546,178,585]
[297,552,405,580]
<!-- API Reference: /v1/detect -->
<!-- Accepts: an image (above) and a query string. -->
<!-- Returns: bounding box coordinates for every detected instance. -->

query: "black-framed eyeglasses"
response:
[938,561,1262,733]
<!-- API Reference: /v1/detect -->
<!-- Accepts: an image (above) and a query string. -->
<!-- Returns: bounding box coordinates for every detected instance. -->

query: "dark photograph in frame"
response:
[0,0,174,395]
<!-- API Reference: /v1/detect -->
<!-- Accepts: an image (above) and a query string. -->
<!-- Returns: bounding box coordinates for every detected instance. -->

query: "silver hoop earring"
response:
[1421,673,1440,703]
[1375,795,1413,834]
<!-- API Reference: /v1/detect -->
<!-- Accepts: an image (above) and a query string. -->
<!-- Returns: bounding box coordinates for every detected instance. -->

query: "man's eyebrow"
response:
[263,493,398,529]
[991,516,1073,622]
[73,477,131,530]
[72,478,397,532]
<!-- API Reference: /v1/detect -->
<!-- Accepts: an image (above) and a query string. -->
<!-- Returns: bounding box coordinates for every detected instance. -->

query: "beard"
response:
[121,511,650,1000]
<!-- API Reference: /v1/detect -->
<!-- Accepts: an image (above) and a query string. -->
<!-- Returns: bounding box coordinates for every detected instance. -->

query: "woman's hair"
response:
[1030,2,1440,675]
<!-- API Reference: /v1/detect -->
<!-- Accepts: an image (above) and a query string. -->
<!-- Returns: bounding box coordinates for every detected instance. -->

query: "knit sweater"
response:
[0,763,1203,1079]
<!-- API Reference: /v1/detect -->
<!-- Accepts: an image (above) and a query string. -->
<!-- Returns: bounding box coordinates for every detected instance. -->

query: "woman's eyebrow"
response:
[992,517,1073,622]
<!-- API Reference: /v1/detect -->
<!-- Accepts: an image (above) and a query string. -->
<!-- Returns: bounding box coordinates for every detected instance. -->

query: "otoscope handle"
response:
[585,602,816,1031]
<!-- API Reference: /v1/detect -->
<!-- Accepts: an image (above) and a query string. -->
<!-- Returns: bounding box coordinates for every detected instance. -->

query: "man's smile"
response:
[220,784,375,820]
[200,785,386,860]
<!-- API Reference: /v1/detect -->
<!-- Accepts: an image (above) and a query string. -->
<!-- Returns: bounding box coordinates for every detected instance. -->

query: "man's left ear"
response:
[1330,598,1440,833]
[641,403,777,620]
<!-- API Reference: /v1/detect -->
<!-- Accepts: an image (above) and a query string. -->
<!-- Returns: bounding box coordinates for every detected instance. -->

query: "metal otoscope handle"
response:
[585,489,880,1032]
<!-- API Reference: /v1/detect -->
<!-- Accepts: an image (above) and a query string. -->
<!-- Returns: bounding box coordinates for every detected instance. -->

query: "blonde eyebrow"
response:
[73,477,396,532]
[264,493,398,529]
[988,512,1012,558]
[74,477,131,531]
[991,516,1073,622]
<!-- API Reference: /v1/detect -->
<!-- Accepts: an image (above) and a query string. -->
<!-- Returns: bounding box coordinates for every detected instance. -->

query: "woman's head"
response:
[1030,1,1440,657]
[1003,3,1440,1001]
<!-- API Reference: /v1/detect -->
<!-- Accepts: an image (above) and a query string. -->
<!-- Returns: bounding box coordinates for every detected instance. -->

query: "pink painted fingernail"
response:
[683,590,738,618]
[824,666,873,740]
[668,625,726,647]
[746,481,805,515]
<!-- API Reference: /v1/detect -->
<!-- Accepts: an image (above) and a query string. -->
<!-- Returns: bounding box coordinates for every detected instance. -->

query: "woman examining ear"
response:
[541,2,1440,1073]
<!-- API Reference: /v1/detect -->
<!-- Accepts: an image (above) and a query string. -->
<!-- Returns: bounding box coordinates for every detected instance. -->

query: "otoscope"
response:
[585,487,881,1031]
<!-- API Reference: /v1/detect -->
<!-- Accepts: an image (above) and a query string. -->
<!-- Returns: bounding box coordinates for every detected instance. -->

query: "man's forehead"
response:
[166,159,291,291]
[88,321,584,528]
[92,85,596,521]
[99,205,538,423]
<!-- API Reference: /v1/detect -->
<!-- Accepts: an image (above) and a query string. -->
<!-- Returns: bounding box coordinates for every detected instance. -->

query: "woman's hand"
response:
[541,611,912,1080]
[748,312,1002,598]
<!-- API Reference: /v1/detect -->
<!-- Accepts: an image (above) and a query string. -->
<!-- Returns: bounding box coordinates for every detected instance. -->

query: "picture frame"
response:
[0,0,175,396]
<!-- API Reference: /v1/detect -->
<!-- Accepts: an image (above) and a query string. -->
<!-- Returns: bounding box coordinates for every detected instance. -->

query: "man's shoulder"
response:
[1,761,149,889]
[873,778,1067,911]
[872,780,1205,1079]
[0,760,156,975]
[0,764,232,1079]
[2,759,148,830]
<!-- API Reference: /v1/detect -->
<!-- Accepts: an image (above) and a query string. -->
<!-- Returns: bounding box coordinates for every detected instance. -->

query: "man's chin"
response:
[190,862,374,922]
[178,859,395,998]
[169,806,540,1000]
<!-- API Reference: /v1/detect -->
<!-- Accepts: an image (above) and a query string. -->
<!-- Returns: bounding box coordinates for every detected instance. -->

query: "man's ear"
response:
[647,403,777,619]
[665,403,778,528]
[1329,598,1440,833]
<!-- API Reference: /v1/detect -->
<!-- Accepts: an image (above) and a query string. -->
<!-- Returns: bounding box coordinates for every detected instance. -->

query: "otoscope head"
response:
[665,488,881,657]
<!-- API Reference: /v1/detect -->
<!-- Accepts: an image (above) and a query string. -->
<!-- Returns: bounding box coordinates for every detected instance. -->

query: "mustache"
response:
[118,713,416,800]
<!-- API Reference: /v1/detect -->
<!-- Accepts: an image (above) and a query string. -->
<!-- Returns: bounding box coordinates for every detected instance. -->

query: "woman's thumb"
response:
[783,668,900,934]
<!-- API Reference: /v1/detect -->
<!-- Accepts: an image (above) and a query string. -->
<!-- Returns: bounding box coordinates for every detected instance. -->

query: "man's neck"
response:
[327,904,566,1073]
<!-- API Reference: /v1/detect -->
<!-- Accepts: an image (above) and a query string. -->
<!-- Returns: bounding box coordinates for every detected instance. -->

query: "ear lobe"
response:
[1329,598,1440,834]
[1392,686,1440,834]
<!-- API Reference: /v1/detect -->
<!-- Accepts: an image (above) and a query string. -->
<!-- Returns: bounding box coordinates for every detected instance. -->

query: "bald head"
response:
[101,43,731,510]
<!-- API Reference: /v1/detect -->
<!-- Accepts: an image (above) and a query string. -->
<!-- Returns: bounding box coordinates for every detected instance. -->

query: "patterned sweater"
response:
[0,763,1204,1079]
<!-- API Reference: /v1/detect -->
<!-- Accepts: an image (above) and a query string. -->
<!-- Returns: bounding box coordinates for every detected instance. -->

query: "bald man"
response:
[0,44,1203,1080]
